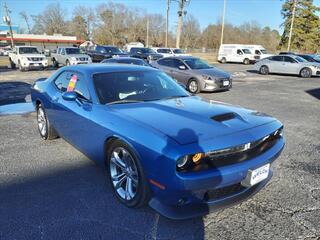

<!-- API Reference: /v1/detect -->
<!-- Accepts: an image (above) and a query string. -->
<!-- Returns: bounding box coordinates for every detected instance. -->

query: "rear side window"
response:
[271,56,283,61]
[158,58,173,67]
[283,56,296,63]
[54,71,90,100]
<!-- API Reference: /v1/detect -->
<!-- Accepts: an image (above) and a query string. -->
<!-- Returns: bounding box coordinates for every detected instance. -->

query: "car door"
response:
[170,59,191,85]
[50,70,94,149]
[268,56,283,73]
[282,56,300,74]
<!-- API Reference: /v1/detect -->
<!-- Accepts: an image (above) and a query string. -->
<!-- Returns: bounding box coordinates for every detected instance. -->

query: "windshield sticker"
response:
[67,75,78,92]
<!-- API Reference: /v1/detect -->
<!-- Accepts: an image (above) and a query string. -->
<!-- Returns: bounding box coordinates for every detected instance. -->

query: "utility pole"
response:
[3,2,14,48]
[165,0,170,47]
[146,18,149,47]
[287,0,297,52]
[220,0,227,46]
[176,0,188,49]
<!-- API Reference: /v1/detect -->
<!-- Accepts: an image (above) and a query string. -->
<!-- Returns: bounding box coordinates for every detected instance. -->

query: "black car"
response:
[279,51,296,55]
[297,54,320,63]
[85,45,129,62]
[129,47,163,62]
[101,57,152,67]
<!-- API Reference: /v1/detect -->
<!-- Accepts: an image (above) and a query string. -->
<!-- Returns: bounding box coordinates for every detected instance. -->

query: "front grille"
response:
[206,129,282,168]
[79,57,86,61]
[203,183,245,201]
[31,57,42,61]
[254,56,260,59]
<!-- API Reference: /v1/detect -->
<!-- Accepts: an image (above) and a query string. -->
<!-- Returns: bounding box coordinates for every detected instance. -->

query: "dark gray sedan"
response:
[151,56,232,93]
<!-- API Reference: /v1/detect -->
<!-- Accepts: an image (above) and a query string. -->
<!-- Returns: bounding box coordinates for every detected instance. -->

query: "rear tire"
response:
[106,140,150,208]
[187,78,200,94]
[36,103,58,140]
[300,67,312,78]
[259,65,269,75]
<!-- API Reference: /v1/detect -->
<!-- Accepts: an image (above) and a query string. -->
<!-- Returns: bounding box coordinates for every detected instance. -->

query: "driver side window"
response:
[237,49,243,55]
[284,56,296,63]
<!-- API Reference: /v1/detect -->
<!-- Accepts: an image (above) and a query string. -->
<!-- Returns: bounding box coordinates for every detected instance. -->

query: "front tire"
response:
[259,65,269,75]
[9,58,16,69]
[243,58,250,65]
[187,78,200,94]
[36,104,58,140]
[106,140,150,208]
[300,67,312,78]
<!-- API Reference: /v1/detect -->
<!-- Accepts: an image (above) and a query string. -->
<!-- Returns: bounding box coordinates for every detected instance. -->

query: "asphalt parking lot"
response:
[0,64,319,240]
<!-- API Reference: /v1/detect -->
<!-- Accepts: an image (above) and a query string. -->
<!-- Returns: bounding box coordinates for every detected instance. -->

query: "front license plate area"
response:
[241,164,270,188]
[223,80,229,86]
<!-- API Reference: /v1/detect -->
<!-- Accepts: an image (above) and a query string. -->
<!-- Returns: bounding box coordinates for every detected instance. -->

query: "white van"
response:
[124,42,144,52]
[218,44,259,64]
[243,45,273,59]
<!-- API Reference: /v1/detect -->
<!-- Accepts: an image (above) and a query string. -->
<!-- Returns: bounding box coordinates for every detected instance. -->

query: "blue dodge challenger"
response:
[31,64,285,219]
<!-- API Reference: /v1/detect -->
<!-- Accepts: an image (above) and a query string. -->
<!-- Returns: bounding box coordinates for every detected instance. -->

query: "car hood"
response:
[109,96,277,145]
[21,54,46,58]
[192,68,231,79]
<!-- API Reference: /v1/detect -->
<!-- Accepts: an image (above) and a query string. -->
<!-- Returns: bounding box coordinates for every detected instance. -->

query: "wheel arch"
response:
[103,135,143,169]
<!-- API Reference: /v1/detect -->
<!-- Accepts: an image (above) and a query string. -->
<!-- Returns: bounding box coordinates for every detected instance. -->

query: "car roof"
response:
[62,63,156,75]
[164,56,196,60]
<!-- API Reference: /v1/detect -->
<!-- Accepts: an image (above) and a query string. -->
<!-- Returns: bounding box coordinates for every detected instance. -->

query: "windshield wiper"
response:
[106,99,144,105]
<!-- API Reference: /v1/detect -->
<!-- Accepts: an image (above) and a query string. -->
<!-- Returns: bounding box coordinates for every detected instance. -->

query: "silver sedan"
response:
[254,55,320,78]
[151,56,232,93]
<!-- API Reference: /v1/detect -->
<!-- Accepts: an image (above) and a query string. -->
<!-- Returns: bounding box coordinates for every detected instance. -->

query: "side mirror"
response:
[178,65,186,70]
[62,91,77,101]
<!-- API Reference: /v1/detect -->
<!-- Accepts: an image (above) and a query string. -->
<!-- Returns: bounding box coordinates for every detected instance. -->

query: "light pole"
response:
[287,0,297,52]
[3,2,14,48]
[220,0,227,46]
[166,0,170,47]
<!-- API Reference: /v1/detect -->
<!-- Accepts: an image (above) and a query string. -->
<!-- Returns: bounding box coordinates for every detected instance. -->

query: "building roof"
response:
[0,33,83,44]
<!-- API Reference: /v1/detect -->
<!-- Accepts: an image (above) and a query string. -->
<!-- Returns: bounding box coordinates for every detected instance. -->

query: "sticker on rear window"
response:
[67,75,78,92]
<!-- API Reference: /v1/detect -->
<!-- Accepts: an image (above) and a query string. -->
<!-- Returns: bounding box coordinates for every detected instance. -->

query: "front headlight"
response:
[176,153,203,170]
[312,65,320,69]
[27,57,32,61]
[202,75,212,80]
[71,57,77,61]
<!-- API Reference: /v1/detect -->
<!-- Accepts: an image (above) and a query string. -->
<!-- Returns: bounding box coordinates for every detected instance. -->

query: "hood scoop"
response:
[211,112,236,122]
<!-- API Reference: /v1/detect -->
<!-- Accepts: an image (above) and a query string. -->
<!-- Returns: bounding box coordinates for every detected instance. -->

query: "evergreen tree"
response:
[280,0,320,53]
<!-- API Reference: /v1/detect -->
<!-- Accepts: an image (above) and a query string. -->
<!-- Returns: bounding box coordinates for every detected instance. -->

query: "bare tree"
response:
[19,11,31,34]
[32,3,68,35]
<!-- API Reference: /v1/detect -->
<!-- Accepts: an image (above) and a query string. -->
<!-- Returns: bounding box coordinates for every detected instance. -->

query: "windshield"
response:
[173,49,184,54]
[242,49,252,54]
[66,48,80,54]
[19,47,39,54]
[313,55,320,62]
[184,58,213,69]
[103,46,122,54]
[261,49,268,54]
[294,56,307,62]
[93,71,189,104]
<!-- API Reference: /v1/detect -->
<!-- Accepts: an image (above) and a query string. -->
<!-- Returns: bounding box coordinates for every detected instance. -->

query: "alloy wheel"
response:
[37,107,47,137]
[189,80,198,93]
[110,147,139,201]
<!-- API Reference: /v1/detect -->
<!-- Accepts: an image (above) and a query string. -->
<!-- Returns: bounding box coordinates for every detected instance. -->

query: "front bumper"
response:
[201,78,232,92]
[149,171,273,220]
[148,130,284,219]
[21,61,48,69]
